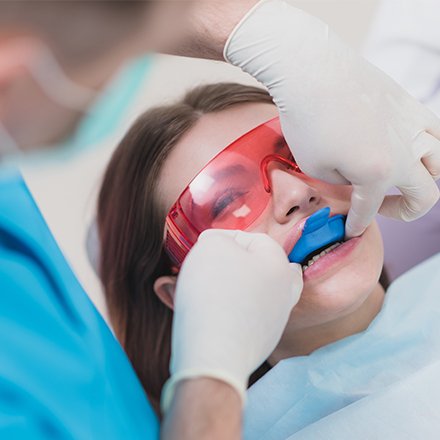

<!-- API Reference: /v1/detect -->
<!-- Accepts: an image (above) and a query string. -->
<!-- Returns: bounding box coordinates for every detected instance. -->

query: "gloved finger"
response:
[379,166,440,221]
[199,229,284,256]
[300,164,350,185]
[413,131,440,180]
[425,109,440,141]
[197,228,235,241]
[198,228,258,248]
[197,228,261,244]
[232,230,285,256]
[345,184,385,239]
[288,263,304,306]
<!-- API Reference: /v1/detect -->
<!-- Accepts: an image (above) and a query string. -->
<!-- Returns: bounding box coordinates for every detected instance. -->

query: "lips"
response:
[283,209,350,274]
[283,216,309,256]
[301,236,361,280]
[283,211,343,257]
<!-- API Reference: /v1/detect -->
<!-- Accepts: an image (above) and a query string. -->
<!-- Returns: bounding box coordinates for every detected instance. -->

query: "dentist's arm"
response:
[161,378,241,440]
[163,0,440,237]
[160,230,303,440]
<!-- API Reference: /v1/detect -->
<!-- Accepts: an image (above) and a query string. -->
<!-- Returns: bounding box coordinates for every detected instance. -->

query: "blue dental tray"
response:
[288,207,346,264]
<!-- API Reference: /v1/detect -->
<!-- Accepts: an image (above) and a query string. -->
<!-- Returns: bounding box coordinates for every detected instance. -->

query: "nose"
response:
[268,163,320,224]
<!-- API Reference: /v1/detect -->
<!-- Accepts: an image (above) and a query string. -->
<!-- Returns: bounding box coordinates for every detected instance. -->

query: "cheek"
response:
[289,221,384,329]
[314,180,353,211]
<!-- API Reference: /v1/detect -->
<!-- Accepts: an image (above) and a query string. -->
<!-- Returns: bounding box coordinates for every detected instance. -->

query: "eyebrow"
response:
[208,135,288,181]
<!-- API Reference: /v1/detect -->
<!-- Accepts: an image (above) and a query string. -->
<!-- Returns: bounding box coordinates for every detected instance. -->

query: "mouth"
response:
[283,207,348,273]
[300,240,345,272]
[300,235,363,281]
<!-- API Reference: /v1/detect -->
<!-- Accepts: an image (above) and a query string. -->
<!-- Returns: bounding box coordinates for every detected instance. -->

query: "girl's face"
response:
[157,102,384,333]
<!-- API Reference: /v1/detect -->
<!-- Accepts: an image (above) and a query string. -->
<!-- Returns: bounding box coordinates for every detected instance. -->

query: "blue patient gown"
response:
[0,169,159,438]
[244,252,440,440]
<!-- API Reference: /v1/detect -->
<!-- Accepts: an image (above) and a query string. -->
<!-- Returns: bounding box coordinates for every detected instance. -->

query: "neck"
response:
[268,283,385,364]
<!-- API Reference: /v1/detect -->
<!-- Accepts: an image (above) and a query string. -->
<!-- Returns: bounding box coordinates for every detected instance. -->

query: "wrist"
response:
[224,0,333,98]
[171,0,259,60]
[161,369,247,414]
[175,377,242,404]
[161,378,242,440]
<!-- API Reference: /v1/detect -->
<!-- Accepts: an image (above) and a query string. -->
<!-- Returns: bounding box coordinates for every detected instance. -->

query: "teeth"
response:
[301,241,343,272]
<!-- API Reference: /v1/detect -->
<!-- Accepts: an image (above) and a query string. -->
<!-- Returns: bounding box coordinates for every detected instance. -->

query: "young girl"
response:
[97,83,390,419]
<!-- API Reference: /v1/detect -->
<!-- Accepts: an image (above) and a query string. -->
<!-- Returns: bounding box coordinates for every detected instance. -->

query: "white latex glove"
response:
[161,229,303,411]
[225,0,440,237]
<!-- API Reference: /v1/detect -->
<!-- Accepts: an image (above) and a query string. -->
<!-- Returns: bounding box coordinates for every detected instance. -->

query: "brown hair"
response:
[97,83,274,415]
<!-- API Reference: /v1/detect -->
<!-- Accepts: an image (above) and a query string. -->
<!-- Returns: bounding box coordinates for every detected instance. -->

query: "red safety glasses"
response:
[164,116,302,267]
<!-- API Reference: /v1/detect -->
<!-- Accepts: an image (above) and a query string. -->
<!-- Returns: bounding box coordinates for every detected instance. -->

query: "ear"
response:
[153,276,177,311]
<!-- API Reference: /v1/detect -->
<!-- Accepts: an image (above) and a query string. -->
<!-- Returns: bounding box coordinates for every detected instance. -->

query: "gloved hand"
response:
[161,229,303,411]
[225,0,440,237]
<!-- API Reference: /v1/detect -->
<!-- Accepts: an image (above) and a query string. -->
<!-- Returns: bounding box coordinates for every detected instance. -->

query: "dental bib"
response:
[288,207,346,264]
[243,252,440,439]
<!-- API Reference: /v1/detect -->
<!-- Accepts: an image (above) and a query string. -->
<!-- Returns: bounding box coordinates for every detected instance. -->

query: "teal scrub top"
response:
[0,168,159,439]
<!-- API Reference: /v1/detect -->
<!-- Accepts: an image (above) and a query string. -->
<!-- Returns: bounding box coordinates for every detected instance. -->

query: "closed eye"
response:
[212,189,249,219]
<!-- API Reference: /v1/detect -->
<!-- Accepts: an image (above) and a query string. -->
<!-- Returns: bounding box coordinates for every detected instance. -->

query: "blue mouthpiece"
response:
[288,207,346,264]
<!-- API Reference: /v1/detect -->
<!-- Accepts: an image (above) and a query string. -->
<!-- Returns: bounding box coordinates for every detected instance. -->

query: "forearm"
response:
[151,0,258,60]
[161,378,242,440]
